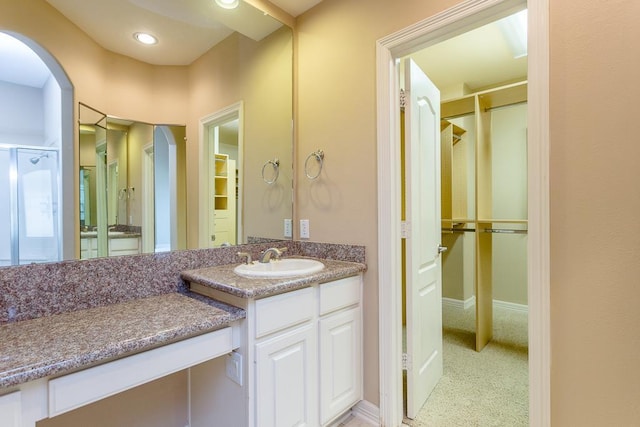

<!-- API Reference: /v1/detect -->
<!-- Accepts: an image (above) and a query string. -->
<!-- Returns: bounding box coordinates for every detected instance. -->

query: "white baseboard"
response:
[442,296,475,310]
[351,400,380,425]
[443,297,528,314]
[493,299,529,314]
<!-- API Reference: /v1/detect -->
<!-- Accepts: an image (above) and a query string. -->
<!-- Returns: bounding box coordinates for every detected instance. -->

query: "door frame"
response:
[198,101,244,248]
[376,0,550,425]
[142,142,154,253]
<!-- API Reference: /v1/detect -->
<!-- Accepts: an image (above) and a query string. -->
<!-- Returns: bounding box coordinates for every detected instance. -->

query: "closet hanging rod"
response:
[483,228,528,234]
[442,99,528,121]
[483,100,528,113]
[441,228,476,233]
[441,111,475,121]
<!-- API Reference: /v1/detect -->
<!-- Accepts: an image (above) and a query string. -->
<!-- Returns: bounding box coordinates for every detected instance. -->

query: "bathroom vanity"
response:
[182,259,365,427]
[0,242,366,427]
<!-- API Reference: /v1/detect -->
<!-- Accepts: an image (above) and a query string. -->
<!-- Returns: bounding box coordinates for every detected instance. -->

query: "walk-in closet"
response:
[440,81,528,351]
[401,7,530,425]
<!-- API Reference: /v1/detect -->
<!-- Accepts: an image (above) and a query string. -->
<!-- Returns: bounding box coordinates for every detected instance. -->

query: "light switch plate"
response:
[284,219,292,238]
[300,219,310,239]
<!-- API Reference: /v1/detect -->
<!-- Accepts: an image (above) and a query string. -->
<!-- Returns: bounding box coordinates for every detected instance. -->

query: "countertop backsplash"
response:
[0,241,365,324]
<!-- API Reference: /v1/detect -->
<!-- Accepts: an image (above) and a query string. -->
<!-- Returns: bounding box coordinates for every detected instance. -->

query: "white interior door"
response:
[404,57,443,419]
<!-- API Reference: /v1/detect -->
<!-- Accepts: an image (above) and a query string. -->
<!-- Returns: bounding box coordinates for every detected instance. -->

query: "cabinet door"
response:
[0,391,21,427]
[255,324,317,427]
[319,307,362,426]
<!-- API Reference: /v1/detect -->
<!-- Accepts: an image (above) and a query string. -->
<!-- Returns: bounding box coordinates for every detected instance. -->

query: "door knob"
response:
[438,245,448,254]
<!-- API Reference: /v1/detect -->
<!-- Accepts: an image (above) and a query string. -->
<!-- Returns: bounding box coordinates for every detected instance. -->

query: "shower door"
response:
[0,146,61,266]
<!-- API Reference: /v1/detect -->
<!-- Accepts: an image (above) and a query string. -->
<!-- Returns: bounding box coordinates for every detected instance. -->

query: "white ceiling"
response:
[45,0,291,66]
[410,10,528,96]
[271,0,324,17]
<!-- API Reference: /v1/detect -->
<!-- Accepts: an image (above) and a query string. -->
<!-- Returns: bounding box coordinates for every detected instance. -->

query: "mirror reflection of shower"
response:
[30,152,49,165]
[0,146,61,266]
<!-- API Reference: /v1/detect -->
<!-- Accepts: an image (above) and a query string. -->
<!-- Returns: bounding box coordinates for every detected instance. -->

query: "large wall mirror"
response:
[78,104,187,258]
[0,0,293,264]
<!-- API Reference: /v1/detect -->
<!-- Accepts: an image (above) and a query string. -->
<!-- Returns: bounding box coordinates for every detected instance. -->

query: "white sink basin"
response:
[233,258,325,278]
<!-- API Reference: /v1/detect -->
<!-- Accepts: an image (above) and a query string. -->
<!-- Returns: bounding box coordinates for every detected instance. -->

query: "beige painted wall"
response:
[187,27,293,245]
[492,104,528,305]
[297,0,640,423]
[549,0,640,424]
[126,122,154,227]
[296,0,461,406]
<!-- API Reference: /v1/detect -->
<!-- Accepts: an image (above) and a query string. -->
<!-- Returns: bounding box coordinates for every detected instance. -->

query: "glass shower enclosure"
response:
[0,146,61,266]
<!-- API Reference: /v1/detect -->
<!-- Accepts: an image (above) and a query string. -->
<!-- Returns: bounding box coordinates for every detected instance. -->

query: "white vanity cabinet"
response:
[80,235,142,259]
[189,273,363,427]
[253,287,318,426]
[108,235,141,256]
[251,275,363,427]
[318,276,363,425]
[0,391,21,427]
[255,323,318,426]
[80,236,98,259]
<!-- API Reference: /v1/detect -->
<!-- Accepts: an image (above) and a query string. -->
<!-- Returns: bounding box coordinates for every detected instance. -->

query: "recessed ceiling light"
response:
[133,32,158,45]
[215,0,239,10]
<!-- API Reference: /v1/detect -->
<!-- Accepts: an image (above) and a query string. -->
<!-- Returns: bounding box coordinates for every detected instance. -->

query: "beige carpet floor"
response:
[404,304,529,427]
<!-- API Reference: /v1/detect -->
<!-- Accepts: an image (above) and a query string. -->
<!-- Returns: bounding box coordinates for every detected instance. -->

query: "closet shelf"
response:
[441,80,528,119]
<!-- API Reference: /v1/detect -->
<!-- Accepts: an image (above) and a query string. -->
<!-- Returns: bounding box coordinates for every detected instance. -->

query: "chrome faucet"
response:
[259,247,287,263]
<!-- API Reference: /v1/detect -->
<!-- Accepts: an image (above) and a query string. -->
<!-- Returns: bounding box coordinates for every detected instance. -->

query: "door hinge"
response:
[401,221,410,239]
[402,353,410,371]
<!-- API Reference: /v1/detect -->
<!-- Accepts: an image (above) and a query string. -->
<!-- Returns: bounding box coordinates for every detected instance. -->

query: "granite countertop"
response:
[0,292,245,389]
[181,257,366,299]
[80,231,142,239]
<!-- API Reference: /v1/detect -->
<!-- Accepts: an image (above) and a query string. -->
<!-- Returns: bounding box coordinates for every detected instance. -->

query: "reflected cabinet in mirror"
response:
[0,0,293,264]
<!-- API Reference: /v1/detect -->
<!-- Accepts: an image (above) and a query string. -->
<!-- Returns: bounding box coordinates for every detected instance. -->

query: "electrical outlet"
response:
[284,219,292,238]
[300,219,310,239]
[225,351,243,386]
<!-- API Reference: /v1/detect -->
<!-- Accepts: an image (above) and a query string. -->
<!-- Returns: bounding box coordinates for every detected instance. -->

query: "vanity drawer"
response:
[255,287,314,338]
[319,275,361,316]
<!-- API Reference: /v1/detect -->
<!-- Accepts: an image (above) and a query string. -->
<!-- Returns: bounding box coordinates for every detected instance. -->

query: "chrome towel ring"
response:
[262,158,280,184]
[304,149,324,180]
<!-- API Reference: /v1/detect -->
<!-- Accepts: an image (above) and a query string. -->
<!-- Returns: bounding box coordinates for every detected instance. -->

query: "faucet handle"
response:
[237,251,252,265]
[278,247,288,255]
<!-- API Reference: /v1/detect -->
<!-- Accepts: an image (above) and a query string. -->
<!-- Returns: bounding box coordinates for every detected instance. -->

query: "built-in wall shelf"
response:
[210,154,236,246]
